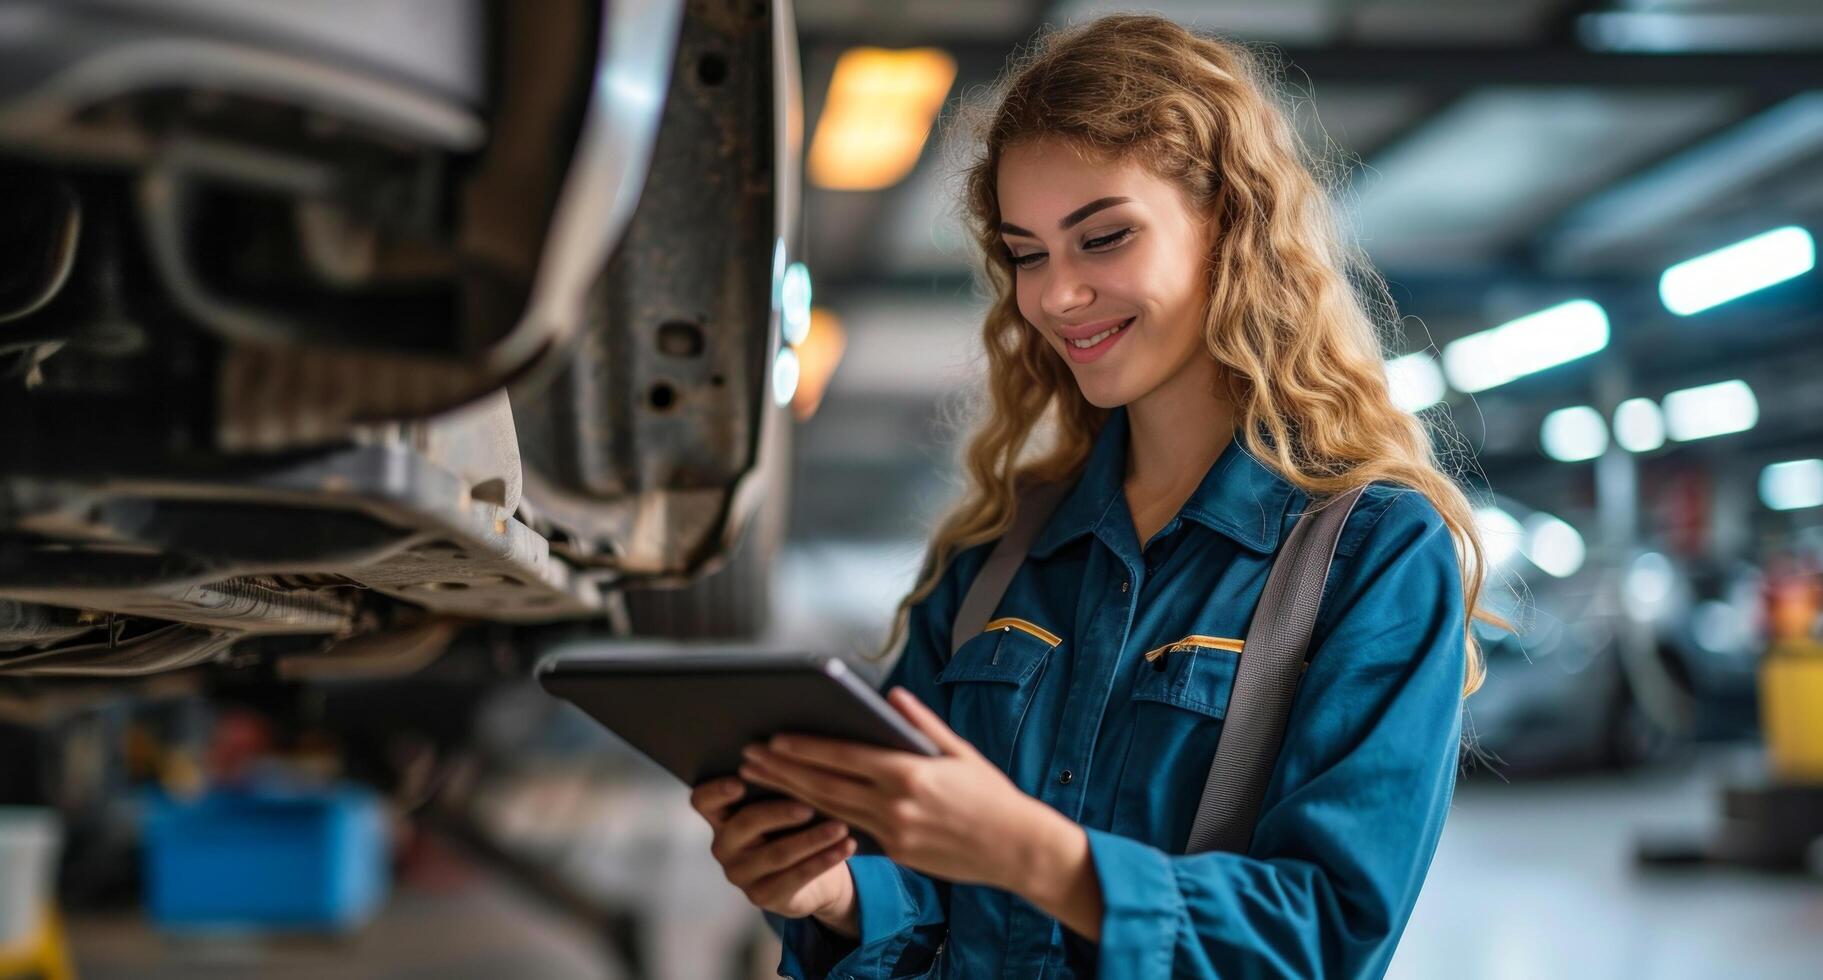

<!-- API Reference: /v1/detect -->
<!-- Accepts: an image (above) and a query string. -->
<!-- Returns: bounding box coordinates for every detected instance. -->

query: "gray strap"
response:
[1184,485,1366,854]
[950,481,1071,657]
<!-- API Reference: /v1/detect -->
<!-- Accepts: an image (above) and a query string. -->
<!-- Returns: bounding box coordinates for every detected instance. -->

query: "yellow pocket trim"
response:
[1143,634,1245,663]
[982,617,1062,648]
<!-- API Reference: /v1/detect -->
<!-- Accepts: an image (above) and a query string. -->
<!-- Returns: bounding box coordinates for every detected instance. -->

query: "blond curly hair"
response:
[885,14,1499,697]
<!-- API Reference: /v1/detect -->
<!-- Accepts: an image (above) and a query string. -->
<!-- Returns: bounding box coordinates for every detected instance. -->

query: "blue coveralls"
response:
[777,405,1467,979]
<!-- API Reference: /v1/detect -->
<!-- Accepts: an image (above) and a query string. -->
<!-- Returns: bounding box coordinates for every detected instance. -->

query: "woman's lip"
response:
[1056,317,1130,341]
[1063,317,1133,364]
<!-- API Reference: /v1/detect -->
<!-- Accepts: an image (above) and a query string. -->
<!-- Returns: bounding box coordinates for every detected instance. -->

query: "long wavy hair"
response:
[883,14,1499,697]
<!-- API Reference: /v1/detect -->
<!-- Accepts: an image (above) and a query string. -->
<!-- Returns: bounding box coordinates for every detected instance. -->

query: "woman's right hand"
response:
[691,777,859,926]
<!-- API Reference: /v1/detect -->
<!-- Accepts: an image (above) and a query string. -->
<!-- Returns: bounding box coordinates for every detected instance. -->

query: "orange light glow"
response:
[808,47,956,191]
[791,308,846,421]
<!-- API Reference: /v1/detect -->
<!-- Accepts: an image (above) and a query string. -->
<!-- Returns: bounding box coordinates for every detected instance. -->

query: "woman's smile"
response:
[1060,316,1135,363]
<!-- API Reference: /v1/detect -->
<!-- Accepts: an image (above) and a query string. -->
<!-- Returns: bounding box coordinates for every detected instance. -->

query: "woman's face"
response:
[997,138,1217,410]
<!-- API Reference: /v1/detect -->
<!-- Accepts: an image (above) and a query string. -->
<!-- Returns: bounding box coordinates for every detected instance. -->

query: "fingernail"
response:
[790,804,813,820]
[771,735,793,752]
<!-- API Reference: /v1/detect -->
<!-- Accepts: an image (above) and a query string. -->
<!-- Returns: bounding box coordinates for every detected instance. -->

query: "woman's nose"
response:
[1038,258,1094,320]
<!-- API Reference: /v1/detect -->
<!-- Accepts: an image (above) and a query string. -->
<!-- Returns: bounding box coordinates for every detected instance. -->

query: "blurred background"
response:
[779,2,1823,975]
[3,0,1822,978]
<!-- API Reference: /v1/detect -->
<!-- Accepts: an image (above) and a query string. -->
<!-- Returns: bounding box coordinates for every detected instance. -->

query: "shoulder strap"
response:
[950,481,1071,657]
[1184,485,1367,854]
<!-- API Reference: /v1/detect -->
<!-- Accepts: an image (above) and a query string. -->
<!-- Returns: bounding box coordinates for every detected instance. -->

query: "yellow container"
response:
[1761,639,1823,783]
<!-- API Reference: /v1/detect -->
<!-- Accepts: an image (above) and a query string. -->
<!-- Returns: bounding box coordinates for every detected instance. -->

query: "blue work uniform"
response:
[776,405,1468,979]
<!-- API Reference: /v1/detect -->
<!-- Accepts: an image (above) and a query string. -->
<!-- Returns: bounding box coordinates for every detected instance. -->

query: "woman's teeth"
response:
[1070,319,1131,348]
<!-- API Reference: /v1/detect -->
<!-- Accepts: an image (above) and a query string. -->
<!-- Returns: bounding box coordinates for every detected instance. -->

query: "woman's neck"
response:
[1123,359,1236,500]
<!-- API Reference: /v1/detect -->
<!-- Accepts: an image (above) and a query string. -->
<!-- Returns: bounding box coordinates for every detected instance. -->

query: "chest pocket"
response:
[1112,635,1244,850]
[937,617,1058,769]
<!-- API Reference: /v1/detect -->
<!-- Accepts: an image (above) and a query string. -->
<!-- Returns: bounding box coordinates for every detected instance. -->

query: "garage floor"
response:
[1391,748,1823,980]
[65,749,1821,979]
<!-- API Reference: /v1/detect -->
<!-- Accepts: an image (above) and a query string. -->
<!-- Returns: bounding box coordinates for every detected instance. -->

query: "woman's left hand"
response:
[738,687,1060,892]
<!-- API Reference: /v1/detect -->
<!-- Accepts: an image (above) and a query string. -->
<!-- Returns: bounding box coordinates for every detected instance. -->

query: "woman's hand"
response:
[688,778,860,929]
[738,687,1070,893]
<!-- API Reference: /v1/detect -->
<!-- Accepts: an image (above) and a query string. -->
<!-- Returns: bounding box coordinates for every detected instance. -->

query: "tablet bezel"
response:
[536,646,941,792]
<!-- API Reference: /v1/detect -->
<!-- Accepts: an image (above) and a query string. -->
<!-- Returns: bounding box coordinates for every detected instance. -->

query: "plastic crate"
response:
[140,783,387,934]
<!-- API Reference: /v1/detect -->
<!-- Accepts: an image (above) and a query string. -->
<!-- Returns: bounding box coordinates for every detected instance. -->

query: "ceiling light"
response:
[1660,226,1815,316]
[1540,405,1608,462]
[790,308,847,421]
[1524,513,1586,578]
[1760,459,1823,511]
[1663,379,1757,441]
[1442,299,1609,393]
[808,47,956,191]
[1385,352,1445,412]
[1612,397,1666,453]
[1474,507,1524,567]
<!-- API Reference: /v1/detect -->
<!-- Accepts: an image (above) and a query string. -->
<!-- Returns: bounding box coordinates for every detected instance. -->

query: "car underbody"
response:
[0,0,802,684]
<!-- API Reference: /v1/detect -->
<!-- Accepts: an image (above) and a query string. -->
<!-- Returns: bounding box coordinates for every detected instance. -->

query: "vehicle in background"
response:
[1467,496,1761,776]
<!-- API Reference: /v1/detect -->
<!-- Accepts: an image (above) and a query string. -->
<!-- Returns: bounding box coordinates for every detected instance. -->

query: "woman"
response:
[692,14,1497,979]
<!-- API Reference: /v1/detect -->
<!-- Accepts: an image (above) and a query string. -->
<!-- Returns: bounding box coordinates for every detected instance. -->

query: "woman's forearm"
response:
[1003,801,1105,941]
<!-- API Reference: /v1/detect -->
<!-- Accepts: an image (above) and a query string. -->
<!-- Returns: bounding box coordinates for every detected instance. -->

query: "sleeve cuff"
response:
[773,856,920,979]
[848,854,918,941]
[1084,827,1182,979]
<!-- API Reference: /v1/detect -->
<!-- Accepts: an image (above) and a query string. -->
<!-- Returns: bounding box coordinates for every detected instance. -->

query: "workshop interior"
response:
[0,1,1820,978]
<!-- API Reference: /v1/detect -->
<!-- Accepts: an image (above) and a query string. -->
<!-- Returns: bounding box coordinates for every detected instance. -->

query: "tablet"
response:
[537,645,940,794]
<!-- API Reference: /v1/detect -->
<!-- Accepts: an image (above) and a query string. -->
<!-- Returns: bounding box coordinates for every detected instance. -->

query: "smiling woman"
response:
[691,13,1507,980]
[997,148,1220,402]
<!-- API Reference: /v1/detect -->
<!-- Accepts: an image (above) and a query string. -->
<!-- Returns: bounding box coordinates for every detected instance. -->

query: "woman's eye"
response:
[1085,228,1133,250]
[1004,229,1128,269]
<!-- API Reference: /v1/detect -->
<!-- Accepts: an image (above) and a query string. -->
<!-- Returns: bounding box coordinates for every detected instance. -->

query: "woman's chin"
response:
[1072,377,1138,410]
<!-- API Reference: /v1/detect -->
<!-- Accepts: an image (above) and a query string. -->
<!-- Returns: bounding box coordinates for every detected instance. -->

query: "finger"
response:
[748,837,859,908]
[690,777,748,826]
[743,750,878,812]
[747,743,886,795]
[888,687,973,756]
[727,819,850,885]
[766,734,899,782]
[719,798,817,855]
[740,757,880,830]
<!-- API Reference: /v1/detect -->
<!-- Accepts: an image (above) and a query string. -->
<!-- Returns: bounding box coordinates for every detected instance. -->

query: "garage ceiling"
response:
[785,0,1823,539]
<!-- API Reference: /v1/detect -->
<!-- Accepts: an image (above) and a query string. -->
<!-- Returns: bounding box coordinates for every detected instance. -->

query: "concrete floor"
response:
[1390,749,1823,980]
[66,749,1820,978]
[69,877,615,980]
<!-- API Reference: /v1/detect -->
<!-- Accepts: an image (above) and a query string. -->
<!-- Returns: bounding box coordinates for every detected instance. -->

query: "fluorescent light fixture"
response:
[1760,458,1823,511]
[1442,299,1609,393]
[1659,226,1815,316]
[771,346,800,407]
[1612,397,1666,453]
[1539,405,1608,462]
[1385,352,1445,412]
[808,47,957,191]
[782,262,813,346]
[1474,507,1524,567]
[1524,513,1586,578]
[1662,379,1758,441]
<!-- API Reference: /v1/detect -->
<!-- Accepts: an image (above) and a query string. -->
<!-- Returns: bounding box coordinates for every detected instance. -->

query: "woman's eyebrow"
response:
[999,196,1133,238]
